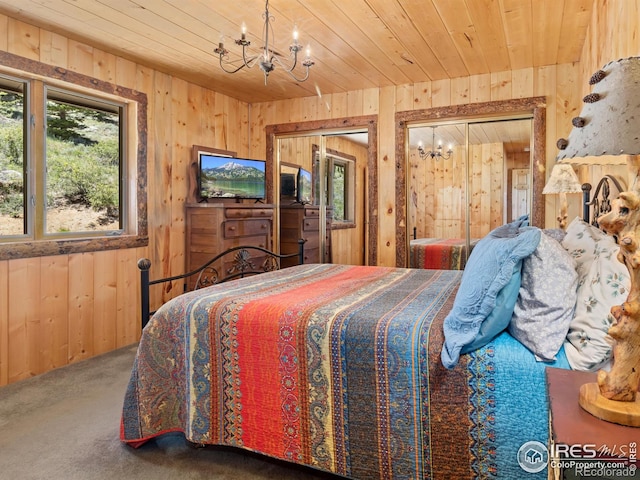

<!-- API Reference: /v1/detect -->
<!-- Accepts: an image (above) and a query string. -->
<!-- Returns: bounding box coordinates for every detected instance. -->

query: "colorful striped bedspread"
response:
[121,264,569,479]
[410,238,479,270]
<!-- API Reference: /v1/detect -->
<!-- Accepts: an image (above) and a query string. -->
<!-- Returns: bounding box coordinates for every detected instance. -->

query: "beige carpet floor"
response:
[0,344,345,480]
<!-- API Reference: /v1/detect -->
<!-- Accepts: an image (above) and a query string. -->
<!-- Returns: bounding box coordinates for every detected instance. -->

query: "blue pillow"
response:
[441,224,541,369]
[514,213,530,227]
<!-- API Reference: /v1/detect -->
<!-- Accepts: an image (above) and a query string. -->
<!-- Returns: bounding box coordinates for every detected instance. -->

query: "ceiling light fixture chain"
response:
[417,126,453,160]
[214,0,314,85]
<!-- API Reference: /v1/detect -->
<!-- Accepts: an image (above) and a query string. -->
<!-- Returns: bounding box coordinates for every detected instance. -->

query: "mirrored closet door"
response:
[406,116,533,268]
[275,130,369,266]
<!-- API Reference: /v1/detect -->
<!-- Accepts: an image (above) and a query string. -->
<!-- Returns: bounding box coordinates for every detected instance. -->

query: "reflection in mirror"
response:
[280,162,301,205]
[409,123,467,241]
[395,97,545,268]
[276,131,369,266]
[278,135,319,185]
[277,135,323,266]
[267,115,378,266]
[323,133,368,265]
[312,143,357,224]
[469,119,533,227]
[407,117,533,270]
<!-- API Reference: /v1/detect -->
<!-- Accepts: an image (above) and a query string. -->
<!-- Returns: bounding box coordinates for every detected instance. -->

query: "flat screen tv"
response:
[198,154,266,200]
[297,167,312,204]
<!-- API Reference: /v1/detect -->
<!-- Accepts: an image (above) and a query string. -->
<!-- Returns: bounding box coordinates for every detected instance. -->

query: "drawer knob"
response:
[228,226,236,231]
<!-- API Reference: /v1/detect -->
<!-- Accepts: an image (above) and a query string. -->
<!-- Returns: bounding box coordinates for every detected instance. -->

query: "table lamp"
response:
[556,56,640,427]
[542,164,583,230]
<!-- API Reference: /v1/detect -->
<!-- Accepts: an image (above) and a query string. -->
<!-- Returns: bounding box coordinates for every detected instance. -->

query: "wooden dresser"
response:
[280,204,331,267]
[185,203,274,289]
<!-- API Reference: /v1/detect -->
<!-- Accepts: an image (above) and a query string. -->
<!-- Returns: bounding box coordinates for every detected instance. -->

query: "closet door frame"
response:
[395,97,546,268]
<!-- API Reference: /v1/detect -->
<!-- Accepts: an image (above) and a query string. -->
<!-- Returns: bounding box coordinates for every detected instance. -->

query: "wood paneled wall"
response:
[0,16,249,385]
[250,66,581,266]
[0,0,636,384]
[278,136,316,172]
[468,143,505,238]
[410,142,509,241]
[410,146,468,239]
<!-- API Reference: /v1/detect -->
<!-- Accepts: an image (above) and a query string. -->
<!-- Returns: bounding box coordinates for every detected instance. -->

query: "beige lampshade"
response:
[557,56,640,162]
[542,164,583,194]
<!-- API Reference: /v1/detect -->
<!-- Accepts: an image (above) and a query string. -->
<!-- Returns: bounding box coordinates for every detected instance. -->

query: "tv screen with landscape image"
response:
[198,154,266,200]
[297,167,312,204]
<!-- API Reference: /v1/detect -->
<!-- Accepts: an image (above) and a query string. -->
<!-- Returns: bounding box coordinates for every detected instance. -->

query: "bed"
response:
[409,237,478,270]
[121,177,627,479]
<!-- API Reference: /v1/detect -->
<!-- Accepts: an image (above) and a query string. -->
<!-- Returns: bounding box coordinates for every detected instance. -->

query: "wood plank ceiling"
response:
[410,118,532,155]
[0,0,594,104]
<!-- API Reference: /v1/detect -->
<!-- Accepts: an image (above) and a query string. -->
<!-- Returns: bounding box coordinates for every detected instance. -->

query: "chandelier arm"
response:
[284,65,311,83]
[242,44,261,69]
[218,57,249,74]
[271,51,298,74]
[218,52,260,74]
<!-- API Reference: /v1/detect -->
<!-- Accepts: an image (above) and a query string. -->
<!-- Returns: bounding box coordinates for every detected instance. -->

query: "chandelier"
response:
[417,127,453,160]
[214,0,314,85]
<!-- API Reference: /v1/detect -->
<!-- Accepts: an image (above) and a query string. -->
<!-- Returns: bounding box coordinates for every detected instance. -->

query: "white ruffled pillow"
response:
[560,217,630,371]
[509,231,578,361]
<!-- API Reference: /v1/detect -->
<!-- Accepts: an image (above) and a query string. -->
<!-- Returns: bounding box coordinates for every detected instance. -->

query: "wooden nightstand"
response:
[546,367,639,480]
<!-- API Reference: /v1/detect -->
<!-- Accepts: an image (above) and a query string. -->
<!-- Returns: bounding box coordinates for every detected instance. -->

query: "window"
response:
[311,145,357,226]
[0,78,25,236]
[44,89,123,235]
[325,152,355,224]
[0,53,147,260]
[327,154,355,223]
[0,78,125,238]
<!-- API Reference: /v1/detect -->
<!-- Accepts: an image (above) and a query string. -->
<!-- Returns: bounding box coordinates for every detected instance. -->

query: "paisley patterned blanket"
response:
[121,264,568,479]
[410,238,479,270]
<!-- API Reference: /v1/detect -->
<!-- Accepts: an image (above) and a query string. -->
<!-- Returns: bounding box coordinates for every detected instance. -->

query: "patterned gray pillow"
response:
[509,231,578,361]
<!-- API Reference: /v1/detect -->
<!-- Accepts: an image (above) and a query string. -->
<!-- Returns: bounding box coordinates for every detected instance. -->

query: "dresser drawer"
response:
[225,207,273,219]
[303,207,320,218]
[303,218,319,231]
[301,233,319,249]
[224,219,270,238]
[222,234,269,250]
[303,247,320,263]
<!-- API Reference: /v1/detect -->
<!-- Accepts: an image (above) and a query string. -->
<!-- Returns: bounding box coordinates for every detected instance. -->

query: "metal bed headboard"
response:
[138,240,305,328]
[581,174,624,226]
